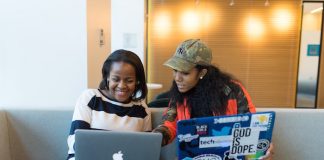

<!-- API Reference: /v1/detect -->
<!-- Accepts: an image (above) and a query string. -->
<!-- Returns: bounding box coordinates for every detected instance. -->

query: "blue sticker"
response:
[212,127,231,136]
[307,44,320,56]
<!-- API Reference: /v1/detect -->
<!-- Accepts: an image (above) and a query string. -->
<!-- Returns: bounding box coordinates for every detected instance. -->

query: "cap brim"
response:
[163,56,196,72]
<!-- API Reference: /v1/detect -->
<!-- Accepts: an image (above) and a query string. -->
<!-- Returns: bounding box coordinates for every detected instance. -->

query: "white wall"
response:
[111,0,145,63]
[0,0,87,109]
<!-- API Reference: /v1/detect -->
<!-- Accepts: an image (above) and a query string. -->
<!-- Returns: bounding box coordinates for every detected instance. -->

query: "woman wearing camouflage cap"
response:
[153,39,274,160]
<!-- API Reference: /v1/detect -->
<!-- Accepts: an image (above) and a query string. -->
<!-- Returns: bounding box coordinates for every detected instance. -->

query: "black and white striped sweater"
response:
[67,89,151,160]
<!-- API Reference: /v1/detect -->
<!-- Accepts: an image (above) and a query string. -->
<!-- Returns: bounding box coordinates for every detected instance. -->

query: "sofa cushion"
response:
[0,109,11,160]
[150,108,165,128]
[6,109,73,160]
[257,108,324,160]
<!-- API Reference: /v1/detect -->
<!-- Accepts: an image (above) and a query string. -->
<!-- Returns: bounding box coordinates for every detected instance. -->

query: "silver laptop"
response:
[74,129,162,160]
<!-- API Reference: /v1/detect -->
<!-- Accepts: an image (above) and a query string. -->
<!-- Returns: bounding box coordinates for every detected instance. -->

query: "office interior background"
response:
[0,0,323,109]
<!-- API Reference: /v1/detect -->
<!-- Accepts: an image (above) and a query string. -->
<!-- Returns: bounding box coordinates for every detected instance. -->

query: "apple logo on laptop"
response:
[112,151,123,160]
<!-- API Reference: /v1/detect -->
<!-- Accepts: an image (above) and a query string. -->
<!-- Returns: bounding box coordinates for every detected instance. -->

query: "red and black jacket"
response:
[154,82,256,146]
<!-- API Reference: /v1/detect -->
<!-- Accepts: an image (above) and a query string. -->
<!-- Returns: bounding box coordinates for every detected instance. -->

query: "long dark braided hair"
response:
[169,65,239,118]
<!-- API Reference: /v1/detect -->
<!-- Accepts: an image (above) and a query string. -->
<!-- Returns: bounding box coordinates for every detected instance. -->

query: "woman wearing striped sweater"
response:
[67,50,151,160]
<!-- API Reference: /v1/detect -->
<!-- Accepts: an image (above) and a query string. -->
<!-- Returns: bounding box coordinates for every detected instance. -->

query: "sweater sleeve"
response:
[67,90,94,160]
[153,104,178,146]
[141,101,152,131]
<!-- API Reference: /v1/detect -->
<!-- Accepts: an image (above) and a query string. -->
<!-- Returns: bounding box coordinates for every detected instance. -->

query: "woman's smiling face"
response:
[106,61,136,103]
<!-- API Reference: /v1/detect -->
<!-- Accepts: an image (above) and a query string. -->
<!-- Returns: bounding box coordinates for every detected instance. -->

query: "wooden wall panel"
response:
[147,0,302,107]
[87,0,111,88]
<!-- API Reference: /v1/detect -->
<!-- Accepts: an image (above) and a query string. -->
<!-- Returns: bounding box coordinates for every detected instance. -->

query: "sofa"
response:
[1,107,324,160]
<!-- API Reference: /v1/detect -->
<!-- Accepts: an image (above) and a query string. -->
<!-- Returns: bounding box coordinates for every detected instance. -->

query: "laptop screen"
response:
[176,111,275,160]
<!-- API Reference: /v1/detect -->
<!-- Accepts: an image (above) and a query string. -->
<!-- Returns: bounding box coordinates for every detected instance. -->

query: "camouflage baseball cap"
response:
[164,39,212,72]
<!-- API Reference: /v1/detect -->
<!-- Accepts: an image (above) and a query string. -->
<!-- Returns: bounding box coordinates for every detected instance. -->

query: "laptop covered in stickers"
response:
[176,111,275,160]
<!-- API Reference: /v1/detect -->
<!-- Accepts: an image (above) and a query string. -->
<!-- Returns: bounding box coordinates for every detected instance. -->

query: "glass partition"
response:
[296,2,323,108]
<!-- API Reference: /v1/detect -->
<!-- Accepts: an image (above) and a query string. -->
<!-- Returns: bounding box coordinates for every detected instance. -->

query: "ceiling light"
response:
[195,0,200,6]
[229,0,234,6]
[265,0,270,7]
